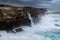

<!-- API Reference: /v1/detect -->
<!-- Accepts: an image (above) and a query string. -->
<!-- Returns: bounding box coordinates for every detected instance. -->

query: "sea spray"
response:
[27,13,34,26]
[0,10,60,40]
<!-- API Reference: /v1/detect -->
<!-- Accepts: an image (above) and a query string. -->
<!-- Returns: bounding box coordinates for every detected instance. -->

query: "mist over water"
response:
[0,9,60,40]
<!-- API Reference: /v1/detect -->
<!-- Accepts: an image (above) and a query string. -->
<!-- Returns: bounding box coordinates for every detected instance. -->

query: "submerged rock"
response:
[55,24,60,27]
[15,28,23,32]
[0,4,47,32]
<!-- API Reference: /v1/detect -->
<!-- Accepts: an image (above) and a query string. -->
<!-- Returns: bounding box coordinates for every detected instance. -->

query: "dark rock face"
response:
[15,28,23,32]
[55,24,60,27]
[30,8,47,23]
[0,5,47,32]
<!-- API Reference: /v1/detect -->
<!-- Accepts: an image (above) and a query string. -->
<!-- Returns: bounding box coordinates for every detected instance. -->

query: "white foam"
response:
[0,9,60,40]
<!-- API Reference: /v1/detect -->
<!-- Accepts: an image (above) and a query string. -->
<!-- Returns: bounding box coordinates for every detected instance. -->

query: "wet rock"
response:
[30,8,47,23]
[55,24,60,27]
[15,28,23,32]
[0,4,47,32]
[55,20,58,22]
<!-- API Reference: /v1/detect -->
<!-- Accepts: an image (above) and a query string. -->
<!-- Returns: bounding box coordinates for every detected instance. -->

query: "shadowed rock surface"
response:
[0,4,47,32]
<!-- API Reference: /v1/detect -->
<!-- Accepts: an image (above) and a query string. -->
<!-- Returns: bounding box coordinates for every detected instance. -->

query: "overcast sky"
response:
[0,0,60,9]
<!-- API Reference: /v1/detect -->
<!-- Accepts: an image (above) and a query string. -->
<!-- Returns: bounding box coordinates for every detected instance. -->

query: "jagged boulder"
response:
[0,5,47,32]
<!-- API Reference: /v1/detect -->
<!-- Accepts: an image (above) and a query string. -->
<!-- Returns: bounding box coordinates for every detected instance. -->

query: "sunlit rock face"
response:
[0,4,47,32]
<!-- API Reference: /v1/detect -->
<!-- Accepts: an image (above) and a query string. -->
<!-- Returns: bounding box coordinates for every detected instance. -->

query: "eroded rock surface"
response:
[0,4,47,32]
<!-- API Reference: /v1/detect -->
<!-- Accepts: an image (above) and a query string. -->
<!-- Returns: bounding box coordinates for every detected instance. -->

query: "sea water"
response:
[0,9,60,40]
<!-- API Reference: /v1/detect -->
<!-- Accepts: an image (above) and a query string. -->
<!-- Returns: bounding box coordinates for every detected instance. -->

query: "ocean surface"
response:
[0,9,60,40]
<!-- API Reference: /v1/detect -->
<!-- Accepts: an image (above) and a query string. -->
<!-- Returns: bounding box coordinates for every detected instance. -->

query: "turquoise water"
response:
[40,10,60,40]
[37,30,60,40]
[0,0,60,40]
[0,10,60,40]
[34,10,60,40]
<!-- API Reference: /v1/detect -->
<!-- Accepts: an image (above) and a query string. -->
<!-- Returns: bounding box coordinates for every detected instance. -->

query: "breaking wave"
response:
[0,9,60,40]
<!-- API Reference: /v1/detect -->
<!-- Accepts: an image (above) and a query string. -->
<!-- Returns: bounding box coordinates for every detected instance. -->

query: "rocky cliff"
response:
[0,4,47,33]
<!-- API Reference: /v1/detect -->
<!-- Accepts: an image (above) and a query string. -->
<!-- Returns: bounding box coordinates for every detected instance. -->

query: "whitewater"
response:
[0,9,60,40]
